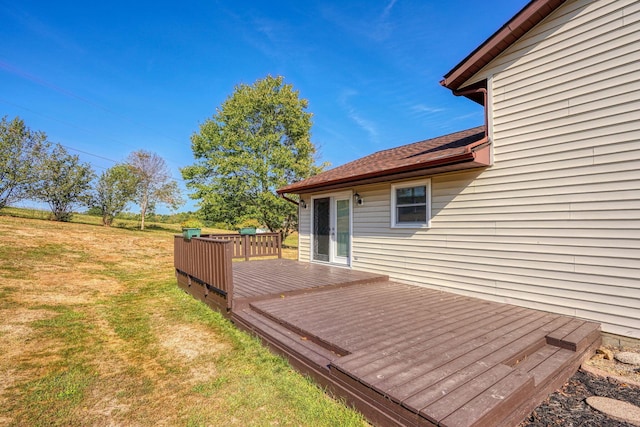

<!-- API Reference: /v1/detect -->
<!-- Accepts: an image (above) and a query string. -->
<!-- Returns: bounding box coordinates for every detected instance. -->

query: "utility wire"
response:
[0,97,185,180]
[0,97,138,151]
[0,61,185,145]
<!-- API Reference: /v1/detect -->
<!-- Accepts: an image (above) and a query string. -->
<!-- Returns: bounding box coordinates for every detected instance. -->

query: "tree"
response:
[127,150,183,230]
[182,75,323,238]
[0,116,49,209]
[91,164,139,226]
[30,144,95,221]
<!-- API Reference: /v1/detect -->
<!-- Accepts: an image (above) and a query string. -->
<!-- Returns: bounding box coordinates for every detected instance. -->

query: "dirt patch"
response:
[156,321,230,383]
[11,273,124,306]
[158,323,229,361]
[584,346,640,384]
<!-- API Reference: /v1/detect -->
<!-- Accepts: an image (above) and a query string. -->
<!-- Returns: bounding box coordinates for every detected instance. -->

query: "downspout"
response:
[452,86,490,152]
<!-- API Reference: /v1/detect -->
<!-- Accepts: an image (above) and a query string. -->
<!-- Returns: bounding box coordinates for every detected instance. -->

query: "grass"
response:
[0,209,365,426]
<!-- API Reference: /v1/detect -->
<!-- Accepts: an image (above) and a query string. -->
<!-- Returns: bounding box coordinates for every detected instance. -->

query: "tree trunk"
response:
[140,192,148,230]
[140,204,146,230]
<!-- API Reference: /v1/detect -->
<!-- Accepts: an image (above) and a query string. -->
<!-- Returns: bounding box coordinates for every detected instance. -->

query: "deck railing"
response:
[202,233,282,261]
[174,236,234,312]
[173,232,282,313]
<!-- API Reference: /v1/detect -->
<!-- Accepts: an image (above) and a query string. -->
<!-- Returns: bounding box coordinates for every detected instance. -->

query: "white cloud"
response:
[411,104,444,114]
[338,89,379,145]
[381,0,398,21]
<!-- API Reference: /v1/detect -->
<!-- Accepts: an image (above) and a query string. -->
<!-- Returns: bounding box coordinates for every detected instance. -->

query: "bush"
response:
[235,218,261,229]
[180,218,204,229]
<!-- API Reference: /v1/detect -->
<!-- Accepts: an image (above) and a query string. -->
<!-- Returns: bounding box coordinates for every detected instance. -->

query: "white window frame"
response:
[390,179,431,228]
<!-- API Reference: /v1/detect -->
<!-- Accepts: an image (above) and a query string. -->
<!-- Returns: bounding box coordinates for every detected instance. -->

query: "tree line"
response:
[0,116,182,228]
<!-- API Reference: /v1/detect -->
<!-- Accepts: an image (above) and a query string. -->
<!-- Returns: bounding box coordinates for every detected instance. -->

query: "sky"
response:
[0,0,529,214]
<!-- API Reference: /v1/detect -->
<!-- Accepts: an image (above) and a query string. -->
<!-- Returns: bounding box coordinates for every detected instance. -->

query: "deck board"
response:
[233,259,388,299]
[179,259,601,426]
[362,312,552,394]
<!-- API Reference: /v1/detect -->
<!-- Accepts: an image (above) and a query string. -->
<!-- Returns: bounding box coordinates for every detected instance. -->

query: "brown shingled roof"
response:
[278,126,490,195]
[441,0,566,94]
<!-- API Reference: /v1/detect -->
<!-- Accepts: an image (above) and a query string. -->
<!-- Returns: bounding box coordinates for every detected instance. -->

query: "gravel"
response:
[520,370,640,426]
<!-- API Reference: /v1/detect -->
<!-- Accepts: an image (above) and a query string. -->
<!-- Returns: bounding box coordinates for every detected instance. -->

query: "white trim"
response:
[390,179,432,228]
[310,191,353,267]
[487,74,495,165]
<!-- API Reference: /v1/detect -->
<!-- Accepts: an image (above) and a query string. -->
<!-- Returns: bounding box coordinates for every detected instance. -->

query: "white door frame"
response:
[310,191,352,267]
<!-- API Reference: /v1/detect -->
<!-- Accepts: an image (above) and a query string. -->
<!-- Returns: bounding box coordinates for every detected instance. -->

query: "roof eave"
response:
[440,0,566,93]
[278,142,491,195]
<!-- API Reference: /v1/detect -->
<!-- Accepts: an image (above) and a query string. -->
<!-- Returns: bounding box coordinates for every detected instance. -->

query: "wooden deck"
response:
[178,258,601,427]
[233,259,388,301]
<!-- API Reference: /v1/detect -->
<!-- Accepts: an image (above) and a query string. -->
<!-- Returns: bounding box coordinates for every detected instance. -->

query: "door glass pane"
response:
[336,199,350,258]
[313,198,330,261]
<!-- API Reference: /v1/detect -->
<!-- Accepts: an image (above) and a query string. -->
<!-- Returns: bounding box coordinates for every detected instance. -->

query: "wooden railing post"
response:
[242,234,249,260]
[223,240,234,311]
[277,233,282,258]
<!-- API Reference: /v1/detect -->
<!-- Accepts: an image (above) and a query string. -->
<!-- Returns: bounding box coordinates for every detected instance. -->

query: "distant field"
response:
[1,207,299,259]
[0,207,230,234]
[0,213,361,426]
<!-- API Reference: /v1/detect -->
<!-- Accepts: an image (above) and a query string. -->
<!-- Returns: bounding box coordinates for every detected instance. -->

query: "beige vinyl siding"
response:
[329,0,639,339]
[298,202,311,262]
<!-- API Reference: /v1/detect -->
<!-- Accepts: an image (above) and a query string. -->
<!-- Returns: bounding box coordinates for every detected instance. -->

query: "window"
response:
[391,179,431,228]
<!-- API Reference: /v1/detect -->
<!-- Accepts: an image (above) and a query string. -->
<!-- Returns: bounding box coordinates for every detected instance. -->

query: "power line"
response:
[0,97,138,151]
[0,61,185,145]
[0,98,184,179]
[59,145,119,164]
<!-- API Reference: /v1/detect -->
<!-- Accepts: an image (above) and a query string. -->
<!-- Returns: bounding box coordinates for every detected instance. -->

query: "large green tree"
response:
[30,144,95,221]
[91,163,139,226]
[182,75,322,237]
[127,150,183,230]
[0,116,49,209]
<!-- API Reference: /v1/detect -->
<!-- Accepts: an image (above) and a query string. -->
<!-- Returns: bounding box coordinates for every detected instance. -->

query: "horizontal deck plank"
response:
[338,304,521,365]
[398,317,575,412]
[233,259,387,299]
[438,369,535,427]
[370,312,554,397]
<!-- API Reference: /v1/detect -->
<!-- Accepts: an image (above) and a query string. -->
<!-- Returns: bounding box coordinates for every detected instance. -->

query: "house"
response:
[278,0,640,342]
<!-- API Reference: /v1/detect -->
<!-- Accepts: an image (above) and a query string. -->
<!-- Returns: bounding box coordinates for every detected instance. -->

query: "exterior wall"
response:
[298,0,640,338]
[298,202,311,262]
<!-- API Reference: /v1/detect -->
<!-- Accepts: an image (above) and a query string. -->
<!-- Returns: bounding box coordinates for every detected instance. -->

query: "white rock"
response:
[586,396,640,426]
[614,351,640,366]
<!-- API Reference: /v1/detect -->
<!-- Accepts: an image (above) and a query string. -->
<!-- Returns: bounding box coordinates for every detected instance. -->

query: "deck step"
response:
[234,308,427,427]
[249,302,351,356]
[232,308,340,370]
[438,368,535,427]
[546,318,601,353]
[499,338,601,426]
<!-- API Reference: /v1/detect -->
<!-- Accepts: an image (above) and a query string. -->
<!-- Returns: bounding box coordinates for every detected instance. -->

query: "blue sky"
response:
[1,0,528,213]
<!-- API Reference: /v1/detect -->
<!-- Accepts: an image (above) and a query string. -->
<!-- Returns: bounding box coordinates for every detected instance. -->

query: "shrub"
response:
[180,218,203,229]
